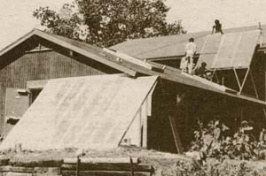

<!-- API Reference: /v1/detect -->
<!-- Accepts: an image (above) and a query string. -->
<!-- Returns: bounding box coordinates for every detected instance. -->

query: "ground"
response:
[1,147,266,175]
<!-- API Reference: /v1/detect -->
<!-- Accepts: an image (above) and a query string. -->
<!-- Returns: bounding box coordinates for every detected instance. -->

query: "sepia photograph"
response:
[0,0,266,175]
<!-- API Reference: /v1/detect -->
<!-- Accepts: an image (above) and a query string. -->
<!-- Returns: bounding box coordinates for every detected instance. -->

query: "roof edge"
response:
[0,28,137,77]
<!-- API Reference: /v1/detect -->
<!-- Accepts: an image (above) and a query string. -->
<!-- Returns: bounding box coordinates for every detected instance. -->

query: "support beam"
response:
[233,69,241,90]
[250,71,259,99]
[239,68,250,94]
[169,116,183,154]
[211,70,218,83]
[142,100,148,148]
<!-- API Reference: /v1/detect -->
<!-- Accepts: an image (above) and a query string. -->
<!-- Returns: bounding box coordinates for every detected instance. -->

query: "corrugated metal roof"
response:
[211,30,260,69]
[0,75,157,150]
[232,30,261,68]
[111,24,266,60]
[196,34,222,68]
[196,30,260,69]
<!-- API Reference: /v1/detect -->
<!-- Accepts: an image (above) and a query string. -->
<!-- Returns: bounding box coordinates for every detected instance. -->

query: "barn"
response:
[0,26,266,153]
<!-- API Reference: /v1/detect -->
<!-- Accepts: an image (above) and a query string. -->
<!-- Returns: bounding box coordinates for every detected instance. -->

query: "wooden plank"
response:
[239,68,250,94]
[10,160,63,168]
[33,167,60,174]
[61,163,153,172]
[250,71,259,98]
[63,158,139,165]
[61,170,151,176]
[169,116,183,154]
[233,68,241,90]
[35,31,137,77]
[142,99,148,148]
[9,166,34,173]
[27,80,48,90]
[103,48,153,70]
[0,166,10,172]
[5,172,32,176]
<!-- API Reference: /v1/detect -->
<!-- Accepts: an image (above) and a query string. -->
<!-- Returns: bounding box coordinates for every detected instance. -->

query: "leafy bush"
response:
[190,120,266,161]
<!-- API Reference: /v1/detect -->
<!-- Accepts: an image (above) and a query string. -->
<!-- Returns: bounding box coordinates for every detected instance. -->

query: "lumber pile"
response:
[0,157,154,176]
[62,157,154,176]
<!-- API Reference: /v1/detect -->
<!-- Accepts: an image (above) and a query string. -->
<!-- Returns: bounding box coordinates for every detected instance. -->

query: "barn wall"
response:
[0,50,119,136]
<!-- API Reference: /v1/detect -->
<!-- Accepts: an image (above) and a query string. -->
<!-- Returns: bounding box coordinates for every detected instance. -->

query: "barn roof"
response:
[1,28,266,107]
[111,24,266,60]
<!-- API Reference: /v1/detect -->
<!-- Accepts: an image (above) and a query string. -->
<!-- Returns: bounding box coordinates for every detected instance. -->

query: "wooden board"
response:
[169,116,183,154]
[63,158,139,164]
[61,163,153,172]
[61,170,152,176]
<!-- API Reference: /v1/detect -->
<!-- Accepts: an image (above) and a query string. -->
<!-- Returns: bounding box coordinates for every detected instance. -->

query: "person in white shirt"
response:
[185,38,197,74]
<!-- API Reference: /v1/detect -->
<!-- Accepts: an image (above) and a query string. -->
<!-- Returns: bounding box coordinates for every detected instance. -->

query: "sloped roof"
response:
[1,28,266,107]
[111,24,266,60]
[0,29,137,77]
[0,75,157,150]
[197,30,260,69]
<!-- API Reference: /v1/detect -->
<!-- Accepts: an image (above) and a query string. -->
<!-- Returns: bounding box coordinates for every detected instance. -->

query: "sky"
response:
[1,0,266,49]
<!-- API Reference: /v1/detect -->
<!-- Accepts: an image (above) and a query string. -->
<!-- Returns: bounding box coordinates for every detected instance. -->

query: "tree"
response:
[33,0,186,47]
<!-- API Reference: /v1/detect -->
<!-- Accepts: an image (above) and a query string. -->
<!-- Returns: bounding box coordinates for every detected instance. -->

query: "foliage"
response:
[33,0,186,47]
[174,159,266,176]
[190,119,266,162]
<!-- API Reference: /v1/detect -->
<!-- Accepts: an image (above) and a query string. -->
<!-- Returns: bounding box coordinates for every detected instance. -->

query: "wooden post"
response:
[233,69,241,90]
[76,156,80,176]
[250,71,259,98]
[130,157,134,176]
[239,68,250,94]
[139,108,142,147]
[142,100,148,148]
[265,69,266,101]
[169,116,183,154]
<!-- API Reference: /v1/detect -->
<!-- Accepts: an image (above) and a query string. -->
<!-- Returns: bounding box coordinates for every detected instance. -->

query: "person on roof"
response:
[212,19,224,34]
[184,37,197,74]
[195,62,212,79]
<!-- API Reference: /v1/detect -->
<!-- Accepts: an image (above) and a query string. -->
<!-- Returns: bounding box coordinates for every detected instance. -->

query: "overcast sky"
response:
[1,0,266,49]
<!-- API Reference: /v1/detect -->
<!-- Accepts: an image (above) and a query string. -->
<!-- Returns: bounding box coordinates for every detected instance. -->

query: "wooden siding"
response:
[0,50,119,135]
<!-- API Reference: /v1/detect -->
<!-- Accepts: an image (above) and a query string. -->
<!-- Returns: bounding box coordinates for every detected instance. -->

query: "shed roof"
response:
[0,75,158,150]
[111,24,266,60]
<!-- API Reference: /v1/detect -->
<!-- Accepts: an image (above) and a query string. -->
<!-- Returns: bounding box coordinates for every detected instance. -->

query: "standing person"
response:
[185,37,197,74]
[212,19,224,34]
